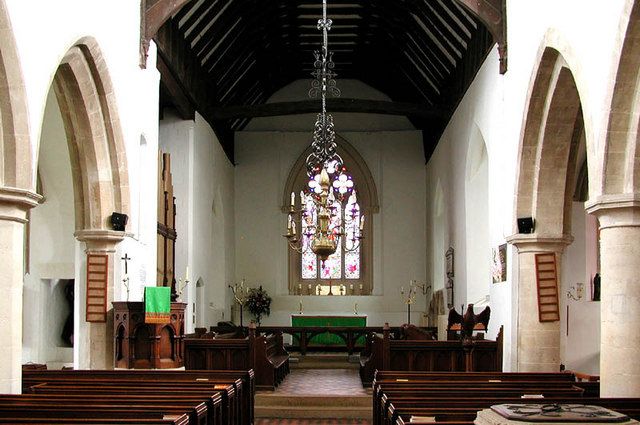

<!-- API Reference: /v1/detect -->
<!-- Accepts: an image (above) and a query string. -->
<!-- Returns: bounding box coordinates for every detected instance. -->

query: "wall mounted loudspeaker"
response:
[111,212,128,231]
[517,217,535,234]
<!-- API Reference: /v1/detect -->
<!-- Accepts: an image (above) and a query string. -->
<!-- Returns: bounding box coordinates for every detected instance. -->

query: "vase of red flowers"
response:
[246,286,272,326]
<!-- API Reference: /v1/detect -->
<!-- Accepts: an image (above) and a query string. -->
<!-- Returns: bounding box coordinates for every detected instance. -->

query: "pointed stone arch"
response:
[0,0,40,394]
[508,45,589,373]
[0,0,33,192]
[49,38,130,234]
[585,0,640,397]
[601,0,640,196]
[42,37,130,369]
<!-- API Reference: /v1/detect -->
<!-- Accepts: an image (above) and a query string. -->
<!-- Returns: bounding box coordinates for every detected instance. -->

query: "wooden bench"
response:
[256,332,290,387]
[0,394,212,425]
[22,370,253,425]
[23,369,254,425]
[360,327,503,387]
[185,324,289,390]
[371,370,640,425]
[27,381,234,425]
[372,371,581,425]
[391,398,640,425]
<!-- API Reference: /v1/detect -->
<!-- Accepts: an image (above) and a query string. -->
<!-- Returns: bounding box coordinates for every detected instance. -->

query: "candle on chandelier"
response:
[185,266,190,282]
[287,214,292,230]
[359,215,365,231]
[291,191,295,207]
[292,221,297,235]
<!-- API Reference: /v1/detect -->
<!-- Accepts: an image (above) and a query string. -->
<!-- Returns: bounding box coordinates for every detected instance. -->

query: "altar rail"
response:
[208,326,437,355]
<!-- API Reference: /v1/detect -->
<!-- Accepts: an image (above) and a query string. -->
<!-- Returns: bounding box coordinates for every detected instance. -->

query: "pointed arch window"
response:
[284,137,378,295]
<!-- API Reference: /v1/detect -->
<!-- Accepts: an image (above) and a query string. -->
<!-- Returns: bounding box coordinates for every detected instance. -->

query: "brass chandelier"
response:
[284,0,364,263]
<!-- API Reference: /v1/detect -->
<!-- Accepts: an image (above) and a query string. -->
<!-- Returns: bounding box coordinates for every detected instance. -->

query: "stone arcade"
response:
[1,0,640,422]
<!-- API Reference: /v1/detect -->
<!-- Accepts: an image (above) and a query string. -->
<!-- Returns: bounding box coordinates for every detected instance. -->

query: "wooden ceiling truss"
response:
[144,0,507,163]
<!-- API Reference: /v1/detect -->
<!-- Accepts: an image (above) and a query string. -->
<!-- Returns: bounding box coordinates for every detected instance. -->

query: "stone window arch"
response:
[283,136,378,295]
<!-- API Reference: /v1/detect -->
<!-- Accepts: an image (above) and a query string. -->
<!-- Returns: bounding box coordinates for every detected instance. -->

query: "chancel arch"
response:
[283,136,378,296]
[508,46,590,373]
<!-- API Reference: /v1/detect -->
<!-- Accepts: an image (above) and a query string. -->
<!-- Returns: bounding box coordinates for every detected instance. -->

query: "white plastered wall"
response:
[235,80,427,326]
[159,111,235,330]
[424,0,629,371]
[22,88,75,368]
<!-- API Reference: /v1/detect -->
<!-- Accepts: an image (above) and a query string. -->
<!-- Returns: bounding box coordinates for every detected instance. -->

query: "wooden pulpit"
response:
[113,301,186,369]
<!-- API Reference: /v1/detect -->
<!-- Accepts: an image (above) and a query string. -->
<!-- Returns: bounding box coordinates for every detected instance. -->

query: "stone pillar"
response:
[0,187,41,393]
[507,234,573,372]
[75,229,124,370]
[587,196,640,397]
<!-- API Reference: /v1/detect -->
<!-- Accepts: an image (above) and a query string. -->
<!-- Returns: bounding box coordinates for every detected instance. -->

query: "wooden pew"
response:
[0,394,214,425]
[371,371,577,424]
[22,373,247,425]
[391,398,640,425]
[360,327,503,387]
[185,325,289,390]
[255,332,290,387]
[23,369,253,425]
[27,382,235,425]
[0,408,190,424]
[372,370,640,425]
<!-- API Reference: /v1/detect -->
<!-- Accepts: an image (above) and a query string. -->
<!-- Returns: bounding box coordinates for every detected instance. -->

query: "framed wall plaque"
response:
[86,254,109,322]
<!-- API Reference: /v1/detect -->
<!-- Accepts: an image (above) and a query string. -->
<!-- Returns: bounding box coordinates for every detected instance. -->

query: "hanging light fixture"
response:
[284,0,364,263]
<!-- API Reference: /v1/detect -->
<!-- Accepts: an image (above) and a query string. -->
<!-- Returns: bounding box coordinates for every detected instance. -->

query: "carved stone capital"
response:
[506,233,574,254]
[585,194,640,229]
[0,186,42,223]
[74,229,128,253]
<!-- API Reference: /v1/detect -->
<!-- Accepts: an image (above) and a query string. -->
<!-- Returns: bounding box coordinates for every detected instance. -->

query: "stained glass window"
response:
[300,170,361,282]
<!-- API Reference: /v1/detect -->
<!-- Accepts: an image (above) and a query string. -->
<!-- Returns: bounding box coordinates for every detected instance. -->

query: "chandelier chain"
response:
[306,0,342,177]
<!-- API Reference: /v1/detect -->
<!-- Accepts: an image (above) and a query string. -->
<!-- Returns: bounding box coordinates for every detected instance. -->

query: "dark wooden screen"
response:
[157,150,177,298]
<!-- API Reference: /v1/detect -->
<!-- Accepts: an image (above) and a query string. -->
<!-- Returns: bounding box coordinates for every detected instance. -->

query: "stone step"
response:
[256,394,370,408]
[255,405,372,419]
[290,354,360,369]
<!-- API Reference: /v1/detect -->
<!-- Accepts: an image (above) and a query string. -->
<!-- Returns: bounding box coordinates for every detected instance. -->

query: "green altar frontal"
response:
[291,315,367,345]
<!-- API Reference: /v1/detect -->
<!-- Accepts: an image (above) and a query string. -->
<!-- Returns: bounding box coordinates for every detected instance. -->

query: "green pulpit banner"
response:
[291,315,367,345]
[144,286,171,324]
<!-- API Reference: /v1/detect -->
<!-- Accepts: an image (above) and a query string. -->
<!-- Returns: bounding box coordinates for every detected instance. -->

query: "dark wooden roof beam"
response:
[198,17,243,62]
[367,13,453,78]
[183,0,227,44]
[191,0,247,55]
[454,0,507,73]
[211,98,446,120]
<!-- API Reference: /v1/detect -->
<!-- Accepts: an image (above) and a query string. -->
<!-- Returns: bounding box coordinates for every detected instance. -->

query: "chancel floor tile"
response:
[255,420,370,425]
[274,368,368,396]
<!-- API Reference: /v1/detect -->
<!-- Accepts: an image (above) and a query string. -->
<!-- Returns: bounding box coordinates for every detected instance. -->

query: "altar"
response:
[291,314,367,345]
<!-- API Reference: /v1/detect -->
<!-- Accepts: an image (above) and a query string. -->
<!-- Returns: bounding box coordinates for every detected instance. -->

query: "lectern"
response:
[113,301,186,369]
